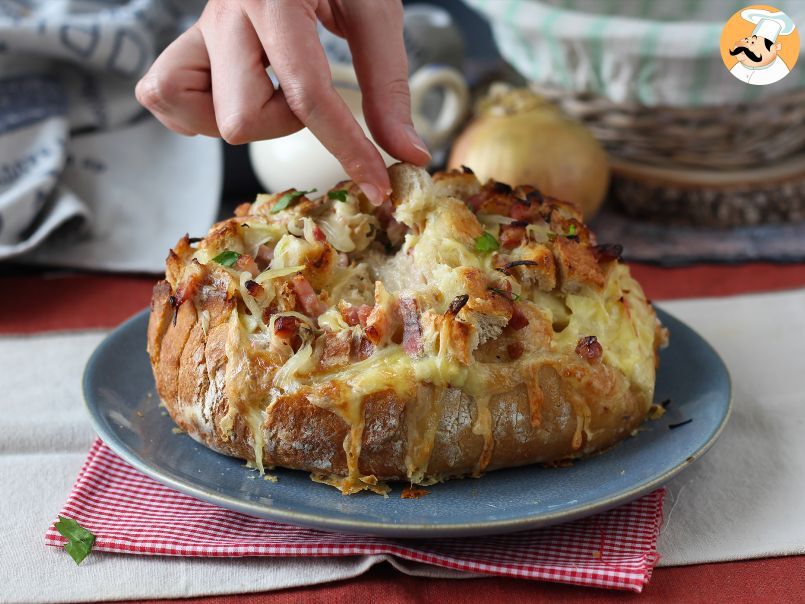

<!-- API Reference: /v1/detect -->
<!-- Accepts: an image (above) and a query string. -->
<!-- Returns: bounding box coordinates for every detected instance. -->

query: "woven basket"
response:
[533,86,805,172]
[469,0,805,227]
[531,87,805,227]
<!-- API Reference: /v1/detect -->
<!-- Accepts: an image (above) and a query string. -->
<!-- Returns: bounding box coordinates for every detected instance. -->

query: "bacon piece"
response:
[340,304,360,326]
[576,336,603,361]
[358,304,372,326]
[466,180,519,215]
[507,342,525,360]
[510,200,539,222]
[311,224,327,242]
[174,260,204,306]
[245,280,264,298]
[507,306,529,331]
[500,225,526,249]
[353,334,375,361]
[291,274,327,317]
[466,193,484,212]
[399,297,423,358]
[340,303,373,327]
[273,316,300,339]
[234,254,259,276]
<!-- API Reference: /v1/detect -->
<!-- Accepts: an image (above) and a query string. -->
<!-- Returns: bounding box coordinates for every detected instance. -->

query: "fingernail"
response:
[403,124,431,160]
[359,182,387,205]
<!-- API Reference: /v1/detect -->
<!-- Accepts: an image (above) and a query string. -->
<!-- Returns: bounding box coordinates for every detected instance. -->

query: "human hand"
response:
[135,0,431,204]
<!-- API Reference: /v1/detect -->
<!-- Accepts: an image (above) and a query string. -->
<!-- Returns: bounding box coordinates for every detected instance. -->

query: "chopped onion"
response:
[239,272,270,333]
[318,215,356,252]
[272,340,314,393]
[267,311,315,332]
[477,213,515,226]
[254,264,305,286]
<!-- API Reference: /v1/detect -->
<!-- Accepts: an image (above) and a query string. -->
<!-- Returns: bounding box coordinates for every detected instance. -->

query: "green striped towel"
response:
[466,0,804,107]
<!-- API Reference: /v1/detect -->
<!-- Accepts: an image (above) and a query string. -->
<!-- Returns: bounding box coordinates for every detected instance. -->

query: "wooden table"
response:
[3,262,804,602]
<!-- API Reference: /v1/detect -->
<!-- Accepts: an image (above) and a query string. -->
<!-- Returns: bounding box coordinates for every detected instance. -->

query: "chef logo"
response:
[720,5,799,85]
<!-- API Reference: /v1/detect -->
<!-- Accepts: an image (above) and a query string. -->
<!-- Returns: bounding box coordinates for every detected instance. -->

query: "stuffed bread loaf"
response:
[147,163,667,494]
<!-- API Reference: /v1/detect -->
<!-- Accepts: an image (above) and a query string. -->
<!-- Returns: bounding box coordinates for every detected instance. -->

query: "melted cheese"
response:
[404,384,445,483]
[297,347,415,493]
[553,264,656,402]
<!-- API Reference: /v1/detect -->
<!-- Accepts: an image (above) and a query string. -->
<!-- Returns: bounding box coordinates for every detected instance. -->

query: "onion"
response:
[448,84,609,218]
[476,213,515,226]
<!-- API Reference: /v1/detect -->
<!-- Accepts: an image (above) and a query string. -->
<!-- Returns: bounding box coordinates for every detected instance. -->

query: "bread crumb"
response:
[171,427,184,434]
[401,485,430,499]
[264,474,278,483]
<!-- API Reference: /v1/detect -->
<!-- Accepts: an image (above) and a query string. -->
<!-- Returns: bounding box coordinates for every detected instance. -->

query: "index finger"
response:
[247,0,390,204]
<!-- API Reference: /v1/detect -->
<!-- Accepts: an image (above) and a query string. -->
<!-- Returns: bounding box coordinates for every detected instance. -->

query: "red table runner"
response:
[46,440,664,592]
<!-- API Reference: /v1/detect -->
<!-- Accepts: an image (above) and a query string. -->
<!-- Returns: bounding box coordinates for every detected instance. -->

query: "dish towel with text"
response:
[45,440,664,592]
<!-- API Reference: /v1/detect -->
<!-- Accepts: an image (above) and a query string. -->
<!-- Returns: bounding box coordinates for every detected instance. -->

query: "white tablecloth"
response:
[2,288,804,602]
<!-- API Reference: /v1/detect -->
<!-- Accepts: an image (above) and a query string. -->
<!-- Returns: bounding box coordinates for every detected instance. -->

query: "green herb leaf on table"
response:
[328,189,348,202]
[474,231,499,253]
[212,250,241,267]
[270,189,316,213]
[54,516,95,565]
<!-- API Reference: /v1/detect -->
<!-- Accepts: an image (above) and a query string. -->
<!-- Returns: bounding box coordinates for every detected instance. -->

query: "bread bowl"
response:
[147,163,667,495]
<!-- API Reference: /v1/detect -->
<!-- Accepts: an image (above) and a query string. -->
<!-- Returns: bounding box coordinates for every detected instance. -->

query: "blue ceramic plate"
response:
[84,308,730,537]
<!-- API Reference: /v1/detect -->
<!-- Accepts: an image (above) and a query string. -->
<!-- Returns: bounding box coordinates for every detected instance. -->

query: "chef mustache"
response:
[730,46,763,62]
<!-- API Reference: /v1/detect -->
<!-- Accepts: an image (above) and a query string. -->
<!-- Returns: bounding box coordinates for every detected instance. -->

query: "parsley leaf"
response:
[567,224,577,237]
[270,189,316,213]
[328,189,348,202]
[212,250,241,267]
[474,231,500,253]
[55,516,95,565]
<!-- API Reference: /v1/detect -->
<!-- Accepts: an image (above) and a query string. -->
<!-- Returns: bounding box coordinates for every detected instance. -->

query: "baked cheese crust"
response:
[147,164,667,494]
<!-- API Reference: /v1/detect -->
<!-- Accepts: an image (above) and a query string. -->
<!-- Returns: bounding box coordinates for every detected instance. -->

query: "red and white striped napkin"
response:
[46,439,664,592]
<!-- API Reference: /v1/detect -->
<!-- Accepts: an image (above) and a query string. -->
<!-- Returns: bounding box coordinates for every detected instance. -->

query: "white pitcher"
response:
[249,61,468,194]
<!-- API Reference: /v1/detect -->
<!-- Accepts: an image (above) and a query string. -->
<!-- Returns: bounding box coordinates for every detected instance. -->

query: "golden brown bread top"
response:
[153,163,666,493]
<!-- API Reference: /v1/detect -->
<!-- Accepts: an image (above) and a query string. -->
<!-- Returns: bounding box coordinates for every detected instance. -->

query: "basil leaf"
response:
[212,250,241,267]
[328,189,348,202]
[55,516,95,565]
[270,188,316,213]
[474,231,499,253]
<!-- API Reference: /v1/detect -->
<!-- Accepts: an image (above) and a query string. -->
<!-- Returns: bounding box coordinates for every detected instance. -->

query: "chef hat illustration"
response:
[741,8,796,43]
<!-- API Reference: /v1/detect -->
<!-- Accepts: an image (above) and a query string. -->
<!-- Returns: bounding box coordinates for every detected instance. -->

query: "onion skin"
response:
[448,106,609,218]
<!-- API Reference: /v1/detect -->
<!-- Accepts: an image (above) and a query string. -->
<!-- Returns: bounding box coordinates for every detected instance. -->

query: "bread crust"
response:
[147,165,666,492]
